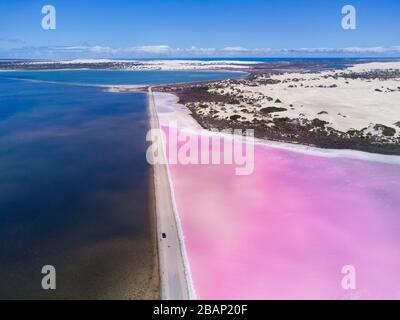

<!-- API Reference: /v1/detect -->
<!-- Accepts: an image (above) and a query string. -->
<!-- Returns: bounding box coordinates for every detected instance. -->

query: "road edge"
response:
[147,87,196,300]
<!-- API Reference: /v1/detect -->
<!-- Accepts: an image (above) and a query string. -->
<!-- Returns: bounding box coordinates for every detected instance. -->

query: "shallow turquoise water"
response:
[0,69,246,86]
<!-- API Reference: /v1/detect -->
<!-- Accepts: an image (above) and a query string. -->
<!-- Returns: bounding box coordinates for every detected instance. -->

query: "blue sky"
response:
[1,0,399,58]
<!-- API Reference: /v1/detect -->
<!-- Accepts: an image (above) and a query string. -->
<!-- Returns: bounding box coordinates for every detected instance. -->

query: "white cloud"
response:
[187,46,217,53]
[222,46,249,52]
[253,48,273,53]
[126,45,174,53]
[341,46,387,53]
[89,45,117,53]
[2,44,400,59]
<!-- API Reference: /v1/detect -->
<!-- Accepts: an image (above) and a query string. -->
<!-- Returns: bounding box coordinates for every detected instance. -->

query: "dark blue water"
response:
[0,78,155,299]
[0,70,246,86]
[0,68,242,299]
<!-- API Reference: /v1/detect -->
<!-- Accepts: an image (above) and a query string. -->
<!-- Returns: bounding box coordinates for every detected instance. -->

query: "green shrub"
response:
[260,107,287,114]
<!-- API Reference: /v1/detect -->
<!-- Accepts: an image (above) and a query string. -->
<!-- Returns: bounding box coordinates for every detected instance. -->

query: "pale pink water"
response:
[163,126,400,300]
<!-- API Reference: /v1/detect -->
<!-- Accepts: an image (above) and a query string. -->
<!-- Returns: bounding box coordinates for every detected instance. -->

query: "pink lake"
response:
[163,126,400,300]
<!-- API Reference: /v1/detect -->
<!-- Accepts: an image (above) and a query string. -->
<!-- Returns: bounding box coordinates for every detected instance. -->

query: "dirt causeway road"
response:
[147,87,194,300]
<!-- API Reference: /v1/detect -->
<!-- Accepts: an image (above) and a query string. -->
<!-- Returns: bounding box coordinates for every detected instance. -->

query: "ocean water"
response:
[0,70,246,86]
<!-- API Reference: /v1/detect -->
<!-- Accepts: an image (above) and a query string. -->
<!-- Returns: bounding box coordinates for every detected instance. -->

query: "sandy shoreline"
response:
[0,59,261,71]
[147,167,161,300]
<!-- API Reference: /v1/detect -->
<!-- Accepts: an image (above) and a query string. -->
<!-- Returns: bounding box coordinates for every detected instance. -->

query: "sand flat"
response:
[205,62,400,135]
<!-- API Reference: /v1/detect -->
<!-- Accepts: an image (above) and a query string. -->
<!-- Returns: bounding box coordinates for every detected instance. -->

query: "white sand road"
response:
[147,87,195,300]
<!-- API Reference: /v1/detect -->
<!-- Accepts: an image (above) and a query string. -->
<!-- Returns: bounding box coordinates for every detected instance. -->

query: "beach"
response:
[0,59,260,71]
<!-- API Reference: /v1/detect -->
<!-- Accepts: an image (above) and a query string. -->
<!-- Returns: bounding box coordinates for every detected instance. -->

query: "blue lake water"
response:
[0,78,155,299]
[0,70,242,299]
[0,70,246,86]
